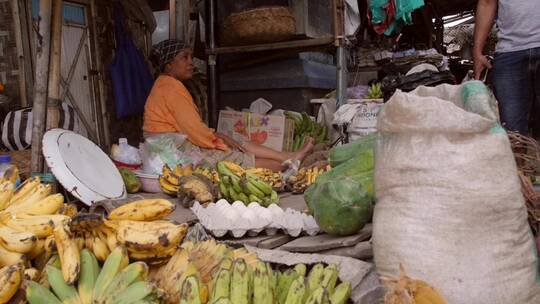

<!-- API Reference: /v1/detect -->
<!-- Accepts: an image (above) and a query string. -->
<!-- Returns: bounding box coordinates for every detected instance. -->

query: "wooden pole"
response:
[90,0,110,148]
[10,0,28,107]
[30,0,53,173]
[169,0,176,39]
[46,0,62,131]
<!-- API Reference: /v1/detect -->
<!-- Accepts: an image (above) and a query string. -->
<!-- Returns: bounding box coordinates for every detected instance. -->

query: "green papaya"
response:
[119,168,141,193]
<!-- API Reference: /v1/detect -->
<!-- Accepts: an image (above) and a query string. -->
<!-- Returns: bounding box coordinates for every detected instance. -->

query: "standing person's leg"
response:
[531,47,540,137]
[492,49,533,135]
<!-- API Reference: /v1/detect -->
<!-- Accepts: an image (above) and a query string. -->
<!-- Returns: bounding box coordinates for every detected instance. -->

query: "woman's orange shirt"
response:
[143,75,227,150]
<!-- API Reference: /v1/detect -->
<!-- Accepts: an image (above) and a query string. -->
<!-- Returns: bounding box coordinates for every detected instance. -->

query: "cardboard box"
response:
[217,110,295,152]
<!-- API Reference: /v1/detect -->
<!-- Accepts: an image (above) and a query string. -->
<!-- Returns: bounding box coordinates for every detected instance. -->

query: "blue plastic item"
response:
[108,4,153,119]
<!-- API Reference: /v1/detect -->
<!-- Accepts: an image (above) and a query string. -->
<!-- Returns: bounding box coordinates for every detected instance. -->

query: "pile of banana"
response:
[151,239,259,303]
[159,164,218,206]
[152,241,352,304]
[26,247,166,304]
[288,163,332,194]
[245,168,284,190]
[69,199,188,265]
[217,161,279,206]
[0,176,72,268]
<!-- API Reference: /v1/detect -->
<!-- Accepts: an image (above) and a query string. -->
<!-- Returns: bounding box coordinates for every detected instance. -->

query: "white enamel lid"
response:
[42,129,126,206]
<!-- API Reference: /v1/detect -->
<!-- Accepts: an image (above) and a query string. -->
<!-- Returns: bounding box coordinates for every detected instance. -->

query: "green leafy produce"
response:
[305,140,375,236]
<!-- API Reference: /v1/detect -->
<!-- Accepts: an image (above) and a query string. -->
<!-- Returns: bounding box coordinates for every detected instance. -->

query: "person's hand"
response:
[473,54,492,80]
[216,133,245,152]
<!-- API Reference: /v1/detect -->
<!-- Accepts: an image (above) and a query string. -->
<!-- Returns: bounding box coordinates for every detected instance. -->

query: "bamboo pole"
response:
[46,0,62,131]
[30,0,53,173]
[9,0,28,107]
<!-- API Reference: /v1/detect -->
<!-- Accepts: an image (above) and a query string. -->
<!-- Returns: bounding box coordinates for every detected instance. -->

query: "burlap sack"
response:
[373,81,540,303]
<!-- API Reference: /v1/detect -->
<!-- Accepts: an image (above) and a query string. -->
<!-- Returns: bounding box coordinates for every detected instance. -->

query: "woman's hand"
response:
[216,133,245,152]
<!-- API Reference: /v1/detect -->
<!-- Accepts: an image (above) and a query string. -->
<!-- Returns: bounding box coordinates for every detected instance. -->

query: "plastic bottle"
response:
[0,155,20,187]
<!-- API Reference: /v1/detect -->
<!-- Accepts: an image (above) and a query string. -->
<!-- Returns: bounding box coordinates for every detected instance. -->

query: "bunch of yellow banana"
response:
[160,165,218,206]
[194,166,220,184]
[288,163,331,194]
[70,199,187,264]
[159,164,182,195]
[246,167,284,190]
[0,176,71,269]
[26,247,166,304]
[217,161,279,206]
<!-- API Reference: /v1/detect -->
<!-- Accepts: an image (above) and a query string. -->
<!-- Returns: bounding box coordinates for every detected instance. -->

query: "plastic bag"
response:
[111,138,142,165]
[329,133,376,167]
[140,133,187,174]
[305,142,375,236]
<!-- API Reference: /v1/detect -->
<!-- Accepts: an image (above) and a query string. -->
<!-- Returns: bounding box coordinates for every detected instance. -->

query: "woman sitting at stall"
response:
[143,39,314,171]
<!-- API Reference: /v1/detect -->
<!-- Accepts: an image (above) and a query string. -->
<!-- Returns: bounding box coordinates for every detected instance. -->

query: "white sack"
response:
[373,81,540,304]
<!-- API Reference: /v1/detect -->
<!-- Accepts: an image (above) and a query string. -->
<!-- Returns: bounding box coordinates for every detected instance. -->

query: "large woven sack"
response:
[373,81,540,303]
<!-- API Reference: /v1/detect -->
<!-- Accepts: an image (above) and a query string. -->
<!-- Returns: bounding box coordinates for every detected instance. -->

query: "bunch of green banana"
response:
[284,112,328,151]
[277,263,350,304]
[216,161,279,206]
[366,83,383,99]
[0,175,72,269]
[26,247,166,304]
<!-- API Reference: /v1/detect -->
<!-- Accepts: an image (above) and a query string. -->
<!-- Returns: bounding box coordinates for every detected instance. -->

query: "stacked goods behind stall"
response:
[373,82,540,303]
[305,136,375,236]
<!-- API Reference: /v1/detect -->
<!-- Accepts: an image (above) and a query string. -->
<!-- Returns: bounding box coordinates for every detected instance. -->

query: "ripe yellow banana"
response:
[92,235,110,262]
[0,242,25,267]
[2,215,55,238]
[159,176,180,195]
[162,165,181,186]
[53,224,80,284]
[27,238,46,260]
[116,220,188,252]
[6,193,64,216]
[9,183,51,208]
[0,181,14,210]
[0,224,37,253]
[0,263,23,303]
[107,199,175,221]
[9,176,40,205]
[174,164,185,176]
[99,226,119,252]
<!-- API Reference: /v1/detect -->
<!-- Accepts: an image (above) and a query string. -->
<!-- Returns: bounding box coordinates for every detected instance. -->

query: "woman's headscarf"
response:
[151,39,188,72]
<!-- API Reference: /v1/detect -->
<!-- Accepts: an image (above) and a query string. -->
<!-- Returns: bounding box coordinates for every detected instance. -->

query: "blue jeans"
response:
[492,47,540,135]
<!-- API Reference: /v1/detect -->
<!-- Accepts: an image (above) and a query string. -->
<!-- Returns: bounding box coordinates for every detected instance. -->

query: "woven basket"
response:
[221,6,296,46]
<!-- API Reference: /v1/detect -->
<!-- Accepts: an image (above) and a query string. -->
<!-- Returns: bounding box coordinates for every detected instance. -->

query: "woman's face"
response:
[165,48,194,81]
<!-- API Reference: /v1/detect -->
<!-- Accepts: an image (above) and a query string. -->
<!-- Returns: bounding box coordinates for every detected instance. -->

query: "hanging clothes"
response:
[368,0,425,36]
[108,4,154,119]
